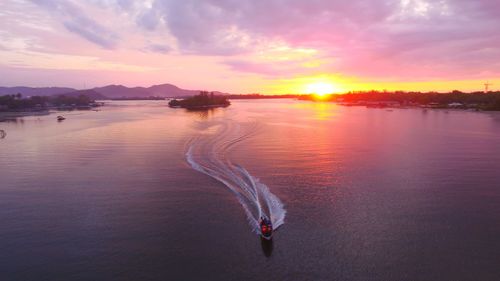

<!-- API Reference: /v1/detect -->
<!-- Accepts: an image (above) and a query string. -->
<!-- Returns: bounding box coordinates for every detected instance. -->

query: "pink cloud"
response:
[2,0,500,89]
[126,0,500,79]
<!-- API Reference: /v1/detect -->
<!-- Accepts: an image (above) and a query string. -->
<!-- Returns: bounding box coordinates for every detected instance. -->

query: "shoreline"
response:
[0,110,50,122]
[0,105,102,122]
[170,103,230,110]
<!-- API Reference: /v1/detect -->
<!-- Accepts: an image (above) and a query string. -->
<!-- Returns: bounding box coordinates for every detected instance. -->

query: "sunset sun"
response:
[306,82,336,96]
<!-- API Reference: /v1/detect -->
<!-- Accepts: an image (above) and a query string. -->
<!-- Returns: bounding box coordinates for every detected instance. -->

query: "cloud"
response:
[118,0,500,79]
[137,9,161,31]
[144,42,171,53]
[223,52,333,77]
[5,0,500,83]
[224,60,287,76]
[31,0,118,49]
[61,21,117,49]
[135,0,399,55]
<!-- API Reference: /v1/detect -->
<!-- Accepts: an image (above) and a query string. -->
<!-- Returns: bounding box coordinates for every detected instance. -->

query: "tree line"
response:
[0,94,95,111]
[300,91,500,110]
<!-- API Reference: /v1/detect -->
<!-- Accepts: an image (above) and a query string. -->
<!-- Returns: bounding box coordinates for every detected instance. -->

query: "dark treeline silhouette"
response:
[299,91,500,110]
[0,94,97,111]
[169,91,230,109]
[111,96,166,101]
[227,94,298,99]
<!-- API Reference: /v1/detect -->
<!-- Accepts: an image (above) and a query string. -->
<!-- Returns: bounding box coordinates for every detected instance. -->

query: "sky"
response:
[0,0,499,94]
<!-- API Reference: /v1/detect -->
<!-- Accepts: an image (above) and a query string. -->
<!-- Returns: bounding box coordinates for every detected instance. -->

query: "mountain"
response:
[0,86,76,97]
[92,84,199,98]
[0,84,225,99]
[92,85,151,98]
[146,84,199,97]
[60,89,108,100]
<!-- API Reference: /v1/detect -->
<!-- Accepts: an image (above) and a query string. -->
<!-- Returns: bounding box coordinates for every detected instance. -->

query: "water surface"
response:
[1,100,500,280]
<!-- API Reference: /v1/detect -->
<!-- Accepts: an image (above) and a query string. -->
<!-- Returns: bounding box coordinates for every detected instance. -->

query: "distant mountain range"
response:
[61,89,108,100]
[0,86,75,97]
[91,84,201,98]
[0,84,217,99]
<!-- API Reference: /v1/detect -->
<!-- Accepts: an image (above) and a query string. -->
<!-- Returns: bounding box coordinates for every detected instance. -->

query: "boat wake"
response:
[186,119,285,234]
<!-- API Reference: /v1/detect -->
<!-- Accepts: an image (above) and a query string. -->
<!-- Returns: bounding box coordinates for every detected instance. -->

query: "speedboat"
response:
[57,116,66,121]
[259,216,273,240]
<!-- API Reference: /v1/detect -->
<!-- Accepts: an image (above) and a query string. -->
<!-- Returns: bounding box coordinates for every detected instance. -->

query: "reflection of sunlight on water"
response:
[266,122,314,129]
[292,101,340,120]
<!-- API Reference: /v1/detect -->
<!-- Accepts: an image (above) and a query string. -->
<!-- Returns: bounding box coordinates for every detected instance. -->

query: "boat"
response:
[57,116,66,121]
[259,216,273,240]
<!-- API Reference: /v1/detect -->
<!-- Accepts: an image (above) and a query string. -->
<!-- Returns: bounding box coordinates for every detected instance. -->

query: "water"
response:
[186,118,285,233]
[1,100,500,280]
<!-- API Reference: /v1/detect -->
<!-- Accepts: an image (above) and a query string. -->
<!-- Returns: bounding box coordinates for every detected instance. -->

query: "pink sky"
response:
[0,0,499,93]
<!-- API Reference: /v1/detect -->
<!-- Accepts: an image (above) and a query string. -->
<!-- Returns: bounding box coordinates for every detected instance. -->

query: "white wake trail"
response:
[186,120,286,233]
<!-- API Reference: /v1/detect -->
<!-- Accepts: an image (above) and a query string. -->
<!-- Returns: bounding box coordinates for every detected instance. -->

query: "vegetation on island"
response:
[169,91,230,109]
[0,93,100,112]
[299,91,500,111]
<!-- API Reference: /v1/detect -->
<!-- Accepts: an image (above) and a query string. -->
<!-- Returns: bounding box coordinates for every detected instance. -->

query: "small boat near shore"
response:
[57,116,66,121]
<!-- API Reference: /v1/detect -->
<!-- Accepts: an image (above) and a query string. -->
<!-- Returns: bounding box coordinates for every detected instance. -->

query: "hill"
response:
[60,89,108,100]
[92,85,151,98]
[0,84,226,99]
[92,84,199,98]
[0,86,76,97]
[146,84,199,97]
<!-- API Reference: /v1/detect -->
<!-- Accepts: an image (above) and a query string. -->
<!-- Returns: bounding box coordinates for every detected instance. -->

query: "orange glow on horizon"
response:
[306,82,336,96]
[260,75,500,95]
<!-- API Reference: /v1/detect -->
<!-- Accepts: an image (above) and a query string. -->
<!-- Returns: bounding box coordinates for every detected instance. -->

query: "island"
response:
[169,91,230,109]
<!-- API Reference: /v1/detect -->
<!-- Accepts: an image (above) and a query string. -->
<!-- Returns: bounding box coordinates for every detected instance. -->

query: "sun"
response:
[305,82,336,96]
